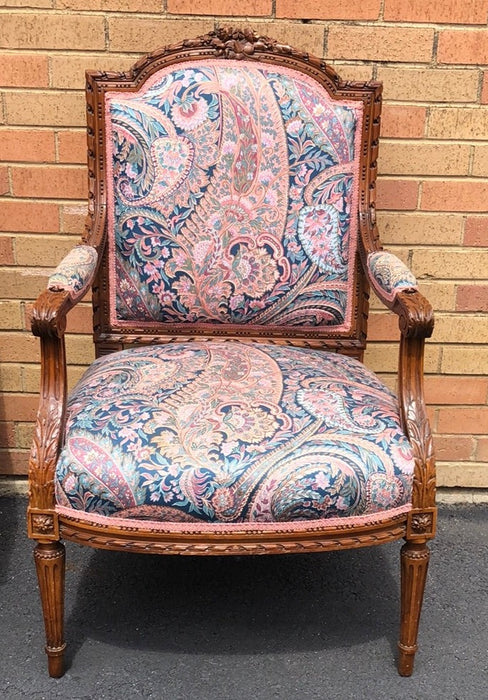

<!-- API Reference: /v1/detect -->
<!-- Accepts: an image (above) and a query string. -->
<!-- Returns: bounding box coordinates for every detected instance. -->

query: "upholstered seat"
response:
[56,341,414,526]
[28,28,436,679]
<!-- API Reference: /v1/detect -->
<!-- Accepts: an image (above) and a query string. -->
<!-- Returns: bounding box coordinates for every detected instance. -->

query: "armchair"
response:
[28,27,435,678]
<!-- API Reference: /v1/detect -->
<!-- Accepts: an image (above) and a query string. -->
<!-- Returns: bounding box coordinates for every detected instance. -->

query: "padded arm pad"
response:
[367,251,418,305]
[47,245,98,302]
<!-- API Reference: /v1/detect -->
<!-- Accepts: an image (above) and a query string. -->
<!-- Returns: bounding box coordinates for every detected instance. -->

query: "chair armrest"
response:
[366,250,418,309]
[47,244,98,303]
[31,244,98,339]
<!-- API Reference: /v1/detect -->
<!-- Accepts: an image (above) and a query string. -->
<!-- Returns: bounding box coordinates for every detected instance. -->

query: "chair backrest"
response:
[86,29,382,358]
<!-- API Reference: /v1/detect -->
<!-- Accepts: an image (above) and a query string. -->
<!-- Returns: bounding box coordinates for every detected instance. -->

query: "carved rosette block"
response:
[406,508,437,541]
[28,509,60,541]
[34,542,66,678]
[398,542,430,676]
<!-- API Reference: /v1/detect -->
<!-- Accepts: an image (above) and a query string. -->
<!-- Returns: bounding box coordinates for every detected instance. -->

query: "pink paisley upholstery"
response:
[106,61,362,332]
[367,251,417,304]
[55,341,414,528]
[48,245,98,301]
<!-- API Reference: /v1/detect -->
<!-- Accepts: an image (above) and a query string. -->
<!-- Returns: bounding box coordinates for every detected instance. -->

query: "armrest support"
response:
[28,245,97,540]
[28,302,68,539]
[394,291,436,518]
[361,223,436,521]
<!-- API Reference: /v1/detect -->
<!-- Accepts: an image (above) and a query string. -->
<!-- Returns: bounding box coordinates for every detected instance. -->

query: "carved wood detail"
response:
[34,542,66,678]
[27,28,437,677]
[28,291,72,535]
[28,510,60,540]
[398,542,430,676]
[59,518,407,556]
[397,331,436,512]
[406,508,437,540]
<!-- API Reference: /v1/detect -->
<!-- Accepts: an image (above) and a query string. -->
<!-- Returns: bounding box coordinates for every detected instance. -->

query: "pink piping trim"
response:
[105,59,364,334]
[56,503,411,535]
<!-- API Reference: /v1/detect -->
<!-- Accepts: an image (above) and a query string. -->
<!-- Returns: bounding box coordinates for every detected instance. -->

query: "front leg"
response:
[34,541,66,678]
[398,541,430,676]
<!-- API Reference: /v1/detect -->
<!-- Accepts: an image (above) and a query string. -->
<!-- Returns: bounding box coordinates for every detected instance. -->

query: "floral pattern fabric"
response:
[106,60,362,331]
[367,251,417,303]
[48,245,98,301]
[55,341,414,524]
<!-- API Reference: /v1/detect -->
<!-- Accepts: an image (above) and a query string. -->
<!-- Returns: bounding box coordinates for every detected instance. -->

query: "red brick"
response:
[376,179,419,210]
[11,165,87,199]
[0,449,29,476]
[0,167,8,196]
[169,0,272,14]
[0,54,49,87]
[475,438,488,462]
[0,201,59,233]
[276,0,380,20]
[426,405,437,431]
[456,285,488,312]
[384,0,488,24]
[425,376,488,405]
[421,180,488,212]
[367,313,400,341]
[437,407,488,435]
[433,436,474,462]
[380,106,426,139]
[0,394,39,422]
[65,305,92,334]
[464,217,488,247]
[0,422,16,448]
[482,72,488,104]
[0,236,14,264]
[438,30,488,65]
[57,131,87,164]
[0,129,55,163]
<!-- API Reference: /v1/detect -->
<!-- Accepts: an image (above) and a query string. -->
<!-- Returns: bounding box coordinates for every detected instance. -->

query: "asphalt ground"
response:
[0,496,486,700]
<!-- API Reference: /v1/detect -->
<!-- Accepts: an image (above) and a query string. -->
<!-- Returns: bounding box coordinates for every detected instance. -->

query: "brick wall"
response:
[0,1,487,487]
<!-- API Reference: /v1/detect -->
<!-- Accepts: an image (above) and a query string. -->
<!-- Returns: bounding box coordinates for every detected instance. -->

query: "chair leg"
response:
[398,541,430,676]
[34,541,66,678]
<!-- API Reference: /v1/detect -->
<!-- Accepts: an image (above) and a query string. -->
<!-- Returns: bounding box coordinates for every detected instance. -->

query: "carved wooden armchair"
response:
[28,28,436,678]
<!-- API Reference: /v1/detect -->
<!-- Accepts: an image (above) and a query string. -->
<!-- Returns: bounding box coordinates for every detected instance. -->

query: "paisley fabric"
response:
[367,251,417,303]
[106,60,362,331]
[55,341,414,525]
[48,245,98,301]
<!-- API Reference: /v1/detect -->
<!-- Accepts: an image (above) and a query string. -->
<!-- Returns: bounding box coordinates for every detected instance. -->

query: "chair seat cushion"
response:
[55,342,414,525]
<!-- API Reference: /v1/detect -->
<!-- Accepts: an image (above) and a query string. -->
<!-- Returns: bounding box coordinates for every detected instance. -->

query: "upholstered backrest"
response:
[104,59,364,333]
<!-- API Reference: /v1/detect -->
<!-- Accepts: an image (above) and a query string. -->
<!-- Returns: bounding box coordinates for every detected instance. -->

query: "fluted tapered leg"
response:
[34,542,66,678]
[398,541,430,676]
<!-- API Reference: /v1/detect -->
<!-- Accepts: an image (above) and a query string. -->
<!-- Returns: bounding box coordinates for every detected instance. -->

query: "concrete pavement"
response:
[1,496,486,699]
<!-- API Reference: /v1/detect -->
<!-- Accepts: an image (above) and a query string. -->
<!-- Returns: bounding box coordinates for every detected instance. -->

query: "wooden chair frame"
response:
[27,28,436,678]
